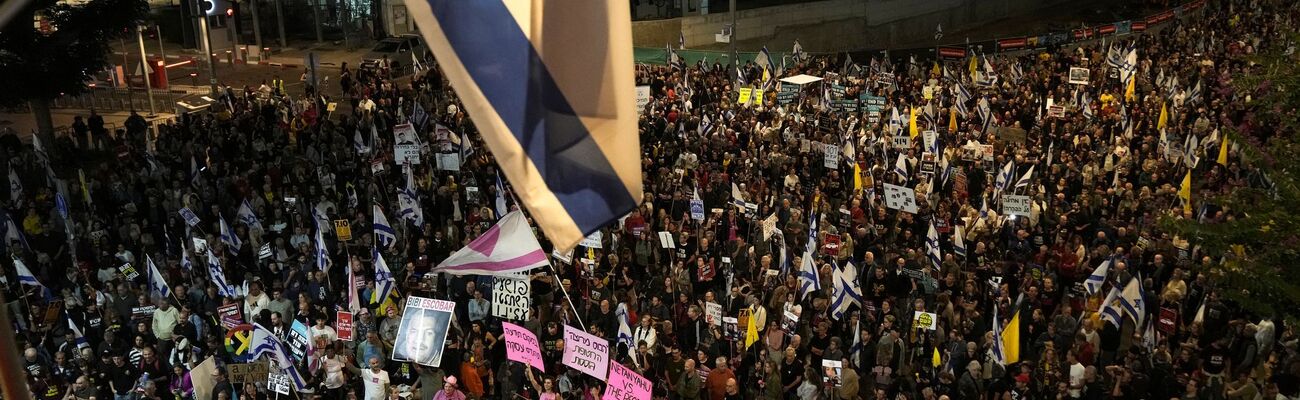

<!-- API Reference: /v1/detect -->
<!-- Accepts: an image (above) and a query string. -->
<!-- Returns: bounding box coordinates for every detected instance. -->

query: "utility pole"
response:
[249,0,263,61]
[156,24,166,62]
[729,0,737,67]
[199,13,218,94]
[273,0,286,48]
[137,26,157,115]
[231,1,243,63]
[311,0,324,44]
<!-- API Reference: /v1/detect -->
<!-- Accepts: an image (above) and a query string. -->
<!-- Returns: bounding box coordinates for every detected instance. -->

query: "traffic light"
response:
[225,7,233,16]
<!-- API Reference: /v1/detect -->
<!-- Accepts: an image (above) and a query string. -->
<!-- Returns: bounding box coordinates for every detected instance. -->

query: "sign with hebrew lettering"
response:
[563,325,610,381]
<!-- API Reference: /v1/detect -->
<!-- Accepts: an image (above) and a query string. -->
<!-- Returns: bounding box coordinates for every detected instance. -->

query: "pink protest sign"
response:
[562,324,610,381]
[602,362,651,400]
[501,322,546,372]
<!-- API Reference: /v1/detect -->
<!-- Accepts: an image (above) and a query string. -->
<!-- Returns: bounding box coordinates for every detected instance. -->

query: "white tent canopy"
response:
[779,74,824,86]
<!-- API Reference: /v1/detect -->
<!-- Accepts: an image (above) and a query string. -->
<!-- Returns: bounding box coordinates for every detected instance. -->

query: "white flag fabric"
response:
[14,256,40,287]
[373,205,398,248]
[925,222,941,270]
[797,213,821,300]
[314,225,330,271]
[1014,165,1034,189]
[219,214,242,255]
[207,253,235,298]
[372,246,396,305]
[952,225,966,257]
[831,261,862,320]
[431,211,549,276]
[146,255,171,300]
[237,199,263,231]
[250,323,309,391]
[1084,259,1111,296]
[1119,276,1146,327]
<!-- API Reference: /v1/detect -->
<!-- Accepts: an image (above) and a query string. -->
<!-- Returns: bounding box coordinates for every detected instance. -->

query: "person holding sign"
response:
[525,368,561,400]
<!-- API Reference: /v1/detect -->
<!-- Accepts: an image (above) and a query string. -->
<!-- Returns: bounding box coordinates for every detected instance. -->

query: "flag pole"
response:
[547,263,586,331]
[0,293,33,400]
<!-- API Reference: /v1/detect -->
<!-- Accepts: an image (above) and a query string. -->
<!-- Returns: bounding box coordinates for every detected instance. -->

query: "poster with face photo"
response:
[392,297,455,367]
[823,360,843,387]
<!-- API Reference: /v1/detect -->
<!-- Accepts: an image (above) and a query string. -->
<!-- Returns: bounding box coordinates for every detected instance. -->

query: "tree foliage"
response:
[0,0,149,107]
[1164,34,1300,323]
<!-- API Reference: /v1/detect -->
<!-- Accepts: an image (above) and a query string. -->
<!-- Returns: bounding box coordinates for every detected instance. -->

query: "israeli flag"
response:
[219,214,241,255]
[925,222,942,270]
[314,224,330,272]
[1084,259,1111,296]
[237,199,263,231]
[373,205,398,249]
[146,255,171,300]
[250,323,309,391]
[207,253,235,298]
[372,246,396,305]
[797,213,821,300]
[831,261,862,320]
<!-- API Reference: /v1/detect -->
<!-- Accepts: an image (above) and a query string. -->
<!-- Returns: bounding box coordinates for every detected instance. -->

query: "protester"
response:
[2,0,1298,399]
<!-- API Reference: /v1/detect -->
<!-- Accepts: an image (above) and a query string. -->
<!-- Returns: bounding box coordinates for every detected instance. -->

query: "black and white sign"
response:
[492,276,531,321]
[1002,194,1031,217]
[393,123,421,165]
[1069,67,1090,85]
[883,183,919,214]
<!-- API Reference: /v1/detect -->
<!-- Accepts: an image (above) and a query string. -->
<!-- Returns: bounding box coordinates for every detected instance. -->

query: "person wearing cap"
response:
[431,376,464,400]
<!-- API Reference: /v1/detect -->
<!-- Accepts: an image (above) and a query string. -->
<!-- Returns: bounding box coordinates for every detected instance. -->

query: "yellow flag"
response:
[1179,171,1192,213]
[909,107,920,139]
[853,163,863,192]
[969,56,978,81]
[931,62,940,77]
[376,289,402,316]
[1158,102,1168,130]
[744,307,759,350]
[948,107,958,132]
[1125,77,1136,102]
[1217,138,1229,165]
[932,347,942,368]
[762,67,770,83]
[1002,310,1021,364]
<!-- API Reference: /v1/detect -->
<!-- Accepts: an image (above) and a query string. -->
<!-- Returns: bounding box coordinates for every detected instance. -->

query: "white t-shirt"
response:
[361,368,390,400]
[1068,362,1085,397]
[309,325,338,344]
[322,356,346,389]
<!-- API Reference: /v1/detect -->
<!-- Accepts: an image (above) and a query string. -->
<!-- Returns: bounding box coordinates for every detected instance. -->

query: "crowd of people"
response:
[3,0,1299,399]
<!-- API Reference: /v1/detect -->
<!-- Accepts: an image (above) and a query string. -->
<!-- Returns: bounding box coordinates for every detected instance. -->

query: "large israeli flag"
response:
[406,0,643,252]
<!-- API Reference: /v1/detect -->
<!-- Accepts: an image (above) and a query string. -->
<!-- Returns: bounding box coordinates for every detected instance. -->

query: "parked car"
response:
[360,34,431,71]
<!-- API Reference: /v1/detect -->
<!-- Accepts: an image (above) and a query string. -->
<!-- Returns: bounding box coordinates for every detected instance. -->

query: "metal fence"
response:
[47,88,194,113]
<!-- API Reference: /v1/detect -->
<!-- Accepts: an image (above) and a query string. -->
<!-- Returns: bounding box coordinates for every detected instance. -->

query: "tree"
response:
[1164,34,1300,323]
[0,0,149,136]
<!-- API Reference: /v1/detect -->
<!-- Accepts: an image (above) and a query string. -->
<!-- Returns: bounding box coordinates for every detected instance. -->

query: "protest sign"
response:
[551,249,573,264]
[336,311,354,341]
[224,325,254,362]
[737,88,752,104]
[913,311,939,331]
[393,123,421,165]
[118,263,140,282]
[217,303,243,329]
[333,220,352,241]
[690,198,704,221]
[502,322,547,372]
[435,153,461,171]
[286,320,310,361]
[602,362,652,400]
[228,361,269,383]
[1069,67,1090,85]
[824,144,841,168]
[752,89,765,106]
[1001,194,1031,217]
[492,276,531,321]
[782,311,798,333]
[892,135,912,149]
[923,130,937,151]
[1048,105,1066,118]
[635,86,651,114]
[563,325,610,381]
[267,372,291,395]
[723,317,739,341]
[705,302,722,326]
[580,231,603,249]
[657,231,675,249]
[179,207,201,227]
[883,183,919,214]
[393,297,456,366]
[823,360,844,387]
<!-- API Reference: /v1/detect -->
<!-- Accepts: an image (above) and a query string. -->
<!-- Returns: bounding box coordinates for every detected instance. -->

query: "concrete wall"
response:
[635,0,1072,52]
